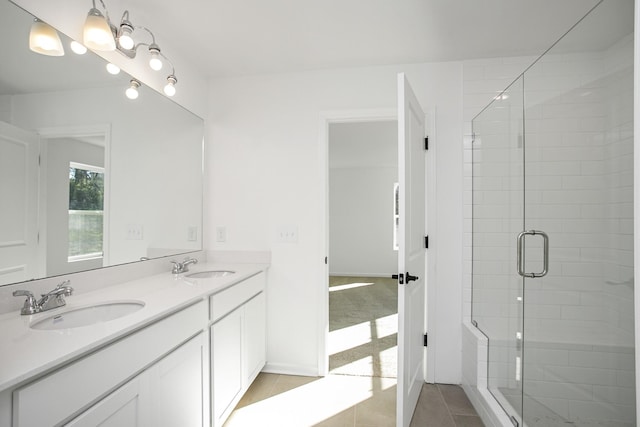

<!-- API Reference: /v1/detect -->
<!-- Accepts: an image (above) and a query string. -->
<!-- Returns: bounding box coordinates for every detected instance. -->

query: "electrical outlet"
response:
[216,226,227,242]
[277,225,298,243]
[126,224,144,240]
[187,226,198,242]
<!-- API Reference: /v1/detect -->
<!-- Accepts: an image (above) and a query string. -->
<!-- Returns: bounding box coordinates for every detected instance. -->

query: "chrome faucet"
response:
[170,257,198,274]
[13,280,74,315]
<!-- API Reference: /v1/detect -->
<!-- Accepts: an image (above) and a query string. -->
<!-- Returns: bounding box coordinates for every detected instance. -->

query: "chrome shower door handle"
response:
[517,230,549,278]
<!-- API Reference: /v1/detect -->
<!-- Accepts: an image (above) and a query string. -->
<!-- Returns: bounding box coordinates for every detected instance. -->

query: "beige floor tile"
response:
[354,378,397,427]
[235,372,280,408]
[410,384,456,427]
[452,414,485,427]
[438,384,478,416]
[271,373,321,395]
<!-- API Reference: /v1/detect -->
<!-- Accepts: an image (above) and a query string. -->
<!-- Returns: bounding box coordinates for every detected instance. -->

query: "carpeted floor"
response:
[328,276,398,378]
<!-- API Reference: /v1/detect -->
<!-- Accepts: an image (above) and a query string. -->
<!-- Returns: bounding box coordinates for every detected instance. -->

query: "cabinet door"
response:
[65,377,145,427]
[151,333,205,427]
[67,334,205,427]
[244,291,266,384]
[211,309,243,426]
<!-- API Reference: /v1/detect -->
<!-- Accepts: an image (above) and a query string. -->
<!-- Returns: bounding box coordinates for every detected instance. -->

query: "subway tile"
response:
[569,349,635,371]
[544,365,617,387]
[524,379,593,401]
[568,400,635,423]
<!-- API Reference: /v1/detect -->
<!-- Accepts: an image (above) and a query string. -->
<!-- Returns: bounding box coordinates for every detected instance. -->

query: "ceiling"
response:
[124,0,610,78]
[2,0,632,96]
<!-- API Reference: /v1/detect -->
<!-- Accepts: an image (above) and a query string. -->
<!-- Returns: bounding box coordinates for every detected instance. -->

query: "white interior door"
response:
[0,121,40,285]
[396,73,426,427]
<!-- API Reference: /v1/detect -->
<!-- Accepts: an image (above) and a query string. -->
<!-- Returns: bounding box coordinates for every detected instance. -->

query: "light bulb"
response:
[29,19,64,56]
[106,63,121,75]
[83,8,116,51]
[117,22,134,50]
[70,41,87,55]
[164,75,177,97]
[148,45,163,71]
[118,34,134,50]
[126,80,140,100]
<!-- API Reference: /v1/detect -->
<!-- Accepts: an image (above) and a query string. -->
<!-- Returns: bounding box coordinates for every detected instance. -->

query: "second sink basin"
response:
[30,301,145,331]
[185,270,235,279]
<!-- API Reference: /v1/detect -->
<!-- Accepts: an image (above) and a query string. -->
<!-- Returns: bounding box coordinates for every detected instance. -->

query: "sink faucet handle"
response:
[13,289,35,299]
[170,260,182,274]
[13,290,39,315]
[54,280,73,296]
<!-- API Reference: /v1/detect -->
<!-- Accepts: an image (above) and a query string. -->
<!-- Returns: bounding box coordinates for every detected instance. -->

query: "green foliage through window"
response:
[68,165,104,260]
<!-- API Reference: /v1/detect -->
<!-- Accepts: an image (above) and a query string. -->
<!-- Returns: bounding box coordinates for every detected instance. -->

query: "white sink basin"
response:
[30,301,145,331]
[186,270,235,279]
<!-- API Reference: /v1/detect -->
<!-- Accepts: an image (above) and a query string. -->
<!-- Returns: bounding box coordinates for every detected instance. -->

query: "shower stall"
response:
[471,1,635,426]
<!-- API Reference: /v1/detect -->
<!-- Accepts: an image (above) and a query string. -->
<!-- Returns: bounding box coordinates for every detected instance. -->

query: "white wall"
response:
[207,62,464,382]
[329,120,397,277]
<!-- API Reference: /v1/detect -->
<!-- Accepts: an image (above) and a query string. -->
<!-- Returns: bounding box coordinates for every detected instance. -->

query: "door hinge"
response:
[424,136,429,150]
[424,333,428,347]
[425,235,429,249]
[38,154,41,166]
[324,256,328,265]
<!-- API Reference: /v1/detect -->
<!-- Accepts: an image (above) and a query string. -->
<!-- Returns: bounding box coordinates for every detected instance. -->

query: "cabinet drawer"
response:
[210,273,264,322]
[13,300,207,427]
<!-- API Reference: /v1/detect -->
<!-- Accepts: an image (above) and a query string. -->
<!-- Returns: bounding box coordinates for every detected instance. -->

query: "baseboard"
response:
[262,362,320,377]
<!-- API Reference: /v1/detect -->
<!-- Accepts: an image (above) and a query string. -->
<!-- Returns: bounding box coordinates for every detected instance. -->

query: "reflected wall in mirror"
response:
[0,1,204,287]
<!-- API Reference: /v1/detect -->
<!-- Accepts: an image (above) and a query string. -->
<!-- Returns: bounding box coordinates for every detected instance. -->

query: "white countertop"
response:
[0,263,268,392]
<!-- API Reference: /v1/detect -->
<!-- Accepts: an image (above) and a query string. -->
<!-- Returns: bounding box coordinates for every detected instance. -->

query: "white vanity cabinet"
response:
[67,333,205,427]
[210,272,266,427]
[12,300,207,427]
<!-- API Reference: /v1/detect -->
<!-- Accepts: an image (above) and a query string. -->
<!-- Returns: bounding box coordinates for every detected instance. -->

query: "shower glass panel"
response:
[472,1,634,425]
[522,1,635,425]
[472,76,525,420]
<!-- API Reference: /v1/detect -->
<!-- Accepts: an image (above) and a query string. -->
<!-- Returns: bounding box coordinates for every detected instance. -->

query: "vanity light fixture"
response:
[29,18,64,56]
[87,0,179,96]
[125,79,140,99]
[83,0,116,51]
[29,0,179,98]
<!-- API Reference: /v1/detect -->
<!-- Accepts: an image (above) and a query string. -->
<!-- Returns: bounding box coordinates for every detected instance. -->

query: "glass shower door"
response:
[472,75,525,424]
[521,1,635,424]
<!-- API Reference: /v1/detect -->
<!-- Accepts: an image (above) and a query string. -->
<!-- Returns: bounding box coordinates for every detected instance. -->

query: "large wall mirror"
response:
[0,1,204,287]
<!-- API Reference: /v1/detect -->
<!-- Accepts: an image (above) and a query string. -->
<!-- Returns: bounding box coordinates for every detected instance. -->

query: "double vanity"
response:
[0,262,268,427]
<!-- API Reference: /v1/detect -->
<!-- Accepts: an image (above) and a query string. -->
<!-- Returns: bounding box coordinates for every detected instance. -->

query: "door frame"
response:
[37,124,112,269]
[319,109,396,375]
[318,108,437,381]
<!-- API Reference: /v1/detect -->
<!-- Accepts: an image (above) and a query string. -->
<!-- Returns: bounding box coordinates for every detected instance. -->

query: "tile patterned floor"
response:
[223,373,485,427]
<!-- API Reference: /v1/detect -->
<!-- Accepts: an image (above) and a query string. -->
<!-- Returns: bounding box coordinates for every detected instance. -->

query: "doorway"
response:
[327,119,399,378]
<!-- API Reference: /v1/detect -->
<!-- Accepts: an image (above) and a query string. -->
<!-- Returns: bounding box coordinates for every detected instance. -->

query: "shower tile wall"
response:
[464,32,634,425]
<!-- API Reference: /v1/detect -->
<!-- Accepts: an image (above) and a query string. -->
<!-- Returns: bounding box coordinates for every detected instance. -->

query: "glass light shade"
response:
[70,41,87,55]
[29,19,64,56]
[83,8,116,51]
[126,80,140,100]
[106,63,121,75]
